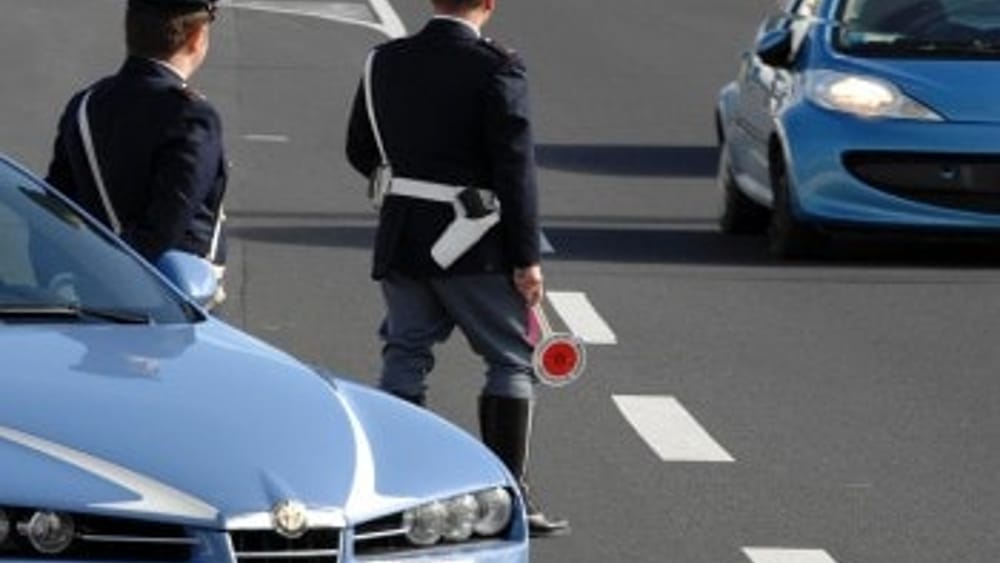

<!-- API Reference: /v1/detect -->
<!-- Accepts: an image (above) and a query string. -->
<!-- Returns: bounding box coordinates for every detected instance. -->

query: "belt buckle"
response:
[457,188,495,219]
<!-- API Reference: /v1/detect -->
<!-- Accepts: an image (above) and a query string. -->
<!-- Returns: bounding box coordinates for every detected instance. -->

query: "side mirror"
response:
[155,250,218,308]
[755,28,794,68]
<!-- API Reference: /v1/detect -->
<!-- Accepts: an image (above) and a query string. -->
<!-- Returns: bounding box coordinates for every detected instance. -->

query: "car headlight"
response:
[403,488,513,546]
[806,70,943,121]
[472,487,514,536]
[402,500,448,546]
[439,494,479,542]
[356,487,515,555]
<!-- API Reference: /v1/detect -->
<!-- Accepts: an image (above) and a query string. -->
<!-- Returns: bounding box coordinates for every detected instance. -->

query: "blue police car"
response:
[716,0,1000,257]
[0,152,528,562]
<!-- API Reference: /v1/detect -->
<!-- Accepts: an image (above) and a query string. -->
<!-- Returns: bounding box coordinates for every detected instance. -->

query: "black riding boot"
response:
[478,395,570,538]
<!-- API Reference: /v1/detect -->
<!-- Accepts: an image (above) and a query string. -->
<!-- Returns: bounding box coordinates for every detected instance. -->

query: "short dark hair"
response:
[125,4,211,59]
[431,0,486,11]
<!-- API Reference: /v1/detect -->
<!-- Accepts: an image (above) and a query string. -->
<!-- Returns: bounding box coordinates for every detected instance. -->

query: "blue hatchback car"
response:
[0,153,528,562]
[716,0,1000,257]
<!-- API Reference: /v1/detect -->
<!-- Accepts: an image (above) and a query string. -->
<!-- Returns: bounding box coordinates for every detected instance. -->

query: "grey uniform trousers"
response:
[378,272,537,400]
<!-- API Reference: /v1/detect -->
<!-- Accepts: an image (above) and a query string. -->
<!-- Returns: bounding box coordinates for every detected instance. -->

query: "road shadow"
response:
[227,216,1000,270]
[544,226,767,265]
[228,224,375,249]
[227,222,764,265]
[226,210,377,222]
[545,226,1000,268]
[535,144,719,178]
[821,233,1000,269]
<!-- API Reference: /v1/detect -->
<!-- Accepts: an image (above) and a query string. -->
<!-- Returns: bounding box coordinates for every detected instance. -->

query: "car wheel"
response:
[718,142,769,235]
[768,156,826,259]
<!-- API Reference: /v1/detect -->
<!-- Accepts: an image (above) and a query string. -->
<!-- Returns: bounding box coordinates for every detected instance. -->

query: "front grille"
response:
[229,528,340,563]
[844,151,1000,213]
[0,510,195,561]
[353,514,411,555]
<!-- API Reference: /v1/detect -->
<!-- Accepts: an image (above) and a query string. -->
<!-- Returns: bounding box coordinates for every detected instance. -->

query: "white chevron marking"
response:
[223,0,406,39]
[0,425,218,521]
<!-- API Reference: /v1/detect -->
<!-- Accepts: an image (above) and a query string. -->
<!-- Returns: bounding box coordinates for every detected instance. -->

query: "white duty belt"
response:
[364,50,501,270]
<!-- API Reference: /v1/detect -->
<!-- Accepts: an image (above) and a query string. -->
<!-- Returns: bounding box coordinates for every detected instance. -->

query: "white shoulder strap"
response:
[363,50,390,167]
[208,206,224,263]
[76,90,122,235]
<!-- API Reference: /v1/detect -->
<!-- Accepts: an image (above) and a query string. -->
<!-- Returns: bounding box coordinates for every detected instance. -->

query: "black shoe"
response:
[527,509,571,538]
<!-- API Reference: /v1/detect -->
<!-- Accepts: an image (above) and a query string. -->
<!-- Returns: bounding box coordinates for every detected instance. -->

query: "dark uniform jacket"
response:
[346,18,540,280]
[47,56,227,263]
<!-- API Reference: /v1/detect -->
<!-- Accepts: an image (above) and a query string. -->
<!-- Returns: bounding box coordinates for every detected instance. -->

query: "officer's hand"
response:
[513,265,544,308]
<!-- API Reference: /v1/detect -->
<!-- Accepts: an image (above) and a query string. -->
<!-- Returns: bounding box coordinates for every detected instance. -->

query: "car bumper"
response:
[355,541,529,562]
[781,101,1000,232]
[0,542,529,563]
[0,527,528,563]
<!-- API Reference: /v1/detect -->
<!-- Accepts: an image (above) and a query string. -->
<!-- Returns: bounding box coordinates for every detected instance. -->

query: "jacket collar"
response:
[431,15,481,37]
[119,56,187,87]
[420,17,481,41]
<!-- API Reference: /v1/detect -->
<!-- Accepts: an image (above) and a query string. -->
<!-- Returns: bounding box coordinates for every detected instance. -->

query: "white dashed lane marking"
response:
[612,395,735,462]
[242,134,290,143]
[546,291,617,345]
[742,548,839,563]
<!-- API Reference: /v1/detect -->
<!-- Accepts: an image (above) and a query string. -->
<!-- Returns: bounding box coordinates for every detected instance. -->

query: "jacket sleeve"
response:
[131,99,223,260]
[484,56,541,268]
[45,96,83,200]
[346,79,381,178]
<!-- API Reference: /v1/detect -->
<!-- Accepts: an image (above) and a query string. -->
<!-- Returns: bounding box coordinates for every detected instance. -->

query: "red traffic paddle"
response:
[530,305,586,387]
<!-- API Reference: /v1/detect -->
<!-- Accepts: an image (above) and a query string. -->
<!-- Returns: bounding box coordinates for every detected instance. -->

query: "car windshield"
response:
[0,157,197,324]
[835,0,1000,58]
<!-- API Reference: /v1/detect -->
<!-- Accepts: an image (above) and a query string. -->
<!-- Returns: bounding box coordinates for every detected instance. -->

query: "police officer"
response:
[346,0,569,537]
[46,0,228,300]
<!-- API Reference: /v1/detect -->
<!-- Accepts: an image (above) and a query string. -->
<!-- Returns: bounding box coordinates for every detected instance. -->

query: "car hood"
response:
[0,321,508,527]
[822,40,1000,123]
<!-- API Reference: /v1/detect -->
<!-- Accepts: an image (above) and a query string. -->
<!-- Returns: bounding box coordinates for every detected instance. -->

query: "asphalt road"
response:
[3,1,1000,562]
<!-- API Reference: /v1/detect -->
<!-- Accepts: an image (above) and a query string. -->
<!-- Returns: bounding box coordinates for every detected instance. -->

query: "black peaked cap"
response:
[129,0,217,11]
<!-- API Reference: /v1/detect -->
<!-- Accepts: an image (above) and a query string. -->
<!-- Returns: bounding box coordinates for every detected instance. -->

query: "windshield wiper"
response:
[0,304,152,324]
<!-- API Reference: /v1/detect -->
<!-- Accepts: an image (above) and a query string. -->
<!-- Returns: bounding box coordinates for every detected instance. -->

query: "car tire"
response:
[768,156,827,259]
[718,142,769,235]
